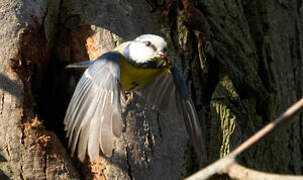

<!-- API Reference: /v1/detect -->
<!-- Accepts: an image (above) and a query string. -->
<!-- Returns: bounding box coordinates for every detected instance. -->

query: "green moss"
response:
[211,75,238,158]
[211,101,236,158]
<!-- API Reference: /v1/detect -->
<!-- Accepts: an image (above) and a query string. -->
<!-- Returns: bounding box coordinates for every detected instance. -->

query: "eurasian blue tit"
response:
[64,34,202,162]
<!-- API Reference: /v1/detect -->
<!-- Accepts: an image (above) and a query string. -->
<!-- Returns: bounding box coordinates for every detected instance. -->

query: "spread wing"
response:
[64,52,123,162]
[136,66,203,160]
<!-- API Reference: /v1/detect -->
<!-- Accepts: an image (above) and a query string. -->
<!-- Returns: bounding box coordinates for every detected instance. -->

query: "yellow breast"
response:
[119,56,167,91]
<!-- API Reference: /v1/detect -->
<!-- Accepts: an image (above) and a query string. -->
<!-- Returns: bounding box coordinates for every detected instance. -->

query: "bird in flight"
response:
[64,34,203,162]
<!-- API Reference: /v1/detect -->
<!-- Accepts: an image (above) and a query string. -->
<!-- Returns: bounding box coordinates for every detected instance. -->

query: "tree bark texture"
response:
[0,0,302,180]
[0,0,80,179]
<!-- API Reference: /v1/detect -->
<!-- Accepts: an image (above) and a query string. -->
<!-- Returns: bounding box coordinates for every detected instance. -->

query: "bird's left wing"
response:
[64,52,123,161]
[136,66,203,160]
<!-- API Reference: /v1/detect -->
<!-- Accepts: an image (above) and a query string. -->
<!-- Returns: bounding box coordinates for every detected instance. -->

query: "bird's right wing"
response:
[136,66,203,161]
[64,52,123,162]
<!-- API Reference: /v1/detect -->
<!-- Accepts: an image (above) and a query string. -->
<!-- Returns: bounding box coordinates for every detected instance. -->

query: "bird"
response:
[64,34,203,162]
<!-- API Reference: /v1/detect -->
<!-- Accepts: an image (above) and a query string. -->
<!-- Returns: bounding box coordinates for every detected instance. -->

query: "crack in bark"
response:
[19,163,24,180]
[0,92,4,115]
[126,146,133,180]
[40,6,48,33]
[5,145,11,161]
[156,112,163,141]
[43,152,47,179]
[294,19,302,99]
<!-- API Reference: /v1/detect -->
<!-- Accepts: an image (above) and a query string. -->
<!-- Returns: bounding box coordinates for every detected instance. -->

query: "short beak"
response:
[158,53,170,67]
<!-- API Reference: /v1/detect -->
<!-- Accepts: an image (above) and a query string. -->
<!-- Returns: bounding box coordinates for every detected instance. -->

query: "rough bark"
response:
[202,0,303,174]
[0,0,302,180]
[0,0,79,179]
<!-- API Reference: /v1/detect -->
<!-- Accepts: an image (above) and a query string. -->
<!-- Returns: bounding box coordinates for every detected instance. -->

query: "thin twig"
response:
[224,162,303,180]
[186,98,303,180]
[230,98,303,156]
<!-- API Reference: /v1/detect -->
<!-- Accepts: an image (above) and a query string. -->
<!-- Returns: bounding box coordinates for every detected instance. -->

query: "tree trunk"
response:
[0,0,302,180]
[204,0,303,174]
[0,0,80,179]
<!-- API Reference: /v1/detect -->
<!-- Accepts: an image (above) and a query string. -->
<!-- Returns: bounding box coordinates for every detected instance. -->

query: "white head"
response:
[125,34,168,64]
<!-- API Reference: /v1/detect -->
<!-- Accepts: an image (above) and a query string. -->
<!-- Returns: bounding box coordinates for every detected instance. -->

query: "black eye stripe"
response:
[150,44,157,51]
[143,41,157,51]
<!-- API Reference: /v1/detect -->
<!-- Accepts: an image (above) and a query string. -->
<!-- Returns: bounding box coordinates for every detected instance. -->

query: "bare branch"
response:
[230,98,303,157]
[186,156,236,180]
[223,162,303,180]
[186,98,303,180]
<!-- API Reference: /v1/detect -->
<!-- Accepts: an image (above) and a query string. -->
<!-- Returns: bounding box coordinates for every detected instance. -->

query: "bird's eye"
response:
[144,41,152,46]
